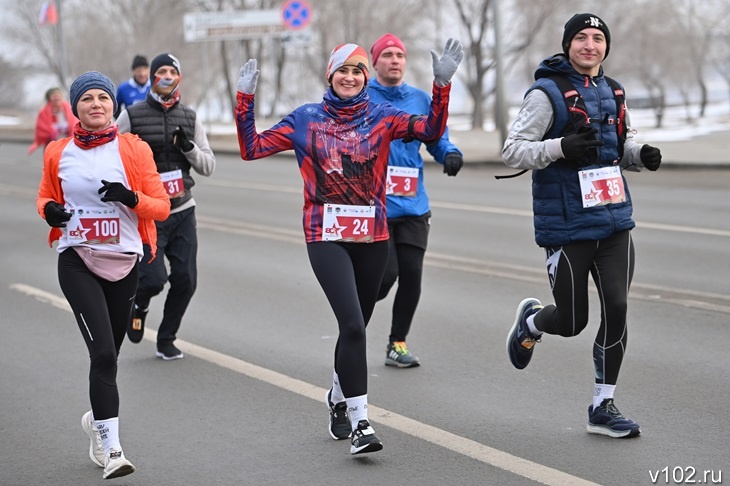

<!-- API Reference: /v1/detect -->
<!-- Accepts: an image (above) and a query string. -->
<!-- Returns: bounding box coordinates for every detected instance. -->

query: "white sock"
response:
[593,384,616,409]
[331,370,345,404]
[526,314,542,338]
[94,416,121,455]
[346,394,368,431]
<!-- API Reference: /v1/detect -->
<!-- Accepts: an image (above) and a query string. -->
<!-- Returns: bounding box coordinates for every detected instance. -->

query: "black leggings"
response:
[377,241,426,342]
[58,248,138,420]
[307,241,389,398]
[534,230,634,385]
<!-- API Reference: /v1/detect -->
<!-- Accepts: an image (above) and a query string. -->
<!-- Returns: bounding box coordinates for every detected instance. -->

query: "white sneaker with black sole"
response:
[80,411,104,467]
[103,448,135,479]
[350,420,383,455]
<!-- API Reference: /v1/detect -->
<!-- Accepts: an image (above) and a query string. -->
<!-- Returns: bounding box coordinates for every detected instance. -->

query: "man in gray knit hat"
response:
[501,13,663,439]
[116,52,216,360]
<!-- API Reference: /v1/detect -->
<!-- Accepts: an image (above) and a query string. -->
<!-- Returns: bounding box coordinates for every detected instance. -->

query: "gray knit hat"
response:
[69,71,117,117]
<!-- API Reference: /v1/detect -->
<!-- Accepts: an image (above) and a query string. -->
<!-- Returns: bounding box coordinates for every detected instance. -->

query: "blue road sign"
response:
[281,0,311,30]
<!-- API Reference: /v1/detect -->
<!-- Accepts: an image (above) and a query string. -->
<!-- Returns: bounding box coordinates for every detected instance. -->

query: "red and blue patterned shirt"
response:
[235,84,451,243]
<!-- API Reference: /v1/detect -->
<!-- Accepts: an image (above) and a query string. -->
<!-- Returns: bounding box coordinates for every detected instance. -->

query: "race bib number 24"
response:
[321,204,375,242]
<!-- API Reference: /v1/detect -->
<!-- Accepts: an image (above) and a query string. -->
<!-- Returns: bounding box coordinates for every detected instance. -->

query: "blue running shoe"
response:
[506,298,543,369]
[587,398,641,438]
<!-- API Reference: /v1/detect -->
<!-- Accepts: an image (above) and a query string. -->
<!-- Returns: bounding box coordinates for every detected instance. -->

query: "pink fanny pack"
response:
[73,247,138,282]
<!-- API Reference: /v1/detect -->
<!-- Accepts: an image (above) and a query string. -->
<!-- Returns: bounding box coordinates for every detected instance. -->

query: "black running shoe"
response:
[587,398,641,438]
[156,343,184,360]
[506,298,543,369]
[350,420,383,455]
[127,305,147,343]
[325,389,351,440]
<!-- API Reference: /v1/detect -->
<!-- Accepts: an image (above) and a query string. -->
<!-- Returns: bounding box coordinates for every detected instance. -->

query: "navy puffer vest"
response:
[528,55,634,247]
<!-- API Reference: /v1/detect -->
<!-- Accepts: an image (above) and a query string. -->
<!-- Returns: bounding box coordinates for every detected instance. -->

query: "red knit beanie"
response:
[370,33,406,65]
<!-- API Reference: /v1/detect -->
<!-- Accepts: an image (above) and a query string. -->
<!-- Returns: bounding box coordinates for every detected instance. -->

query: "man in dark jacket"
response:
[501,13,662,439]
[117,53,216,360]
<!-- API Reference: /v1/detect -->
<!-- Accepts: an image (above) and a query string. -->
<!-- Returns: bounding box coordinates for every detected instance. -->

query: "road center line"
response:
[10,282,599,486]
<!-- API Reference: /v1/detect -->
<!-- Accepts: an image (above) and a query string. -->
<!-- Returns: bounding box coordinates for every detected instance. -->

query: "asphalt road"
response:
[1,141,728,486]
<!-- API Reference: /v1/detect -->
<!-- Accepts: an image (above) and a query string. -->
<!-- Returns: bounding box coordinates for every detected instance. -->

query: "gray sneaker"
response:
[385,341,420,368]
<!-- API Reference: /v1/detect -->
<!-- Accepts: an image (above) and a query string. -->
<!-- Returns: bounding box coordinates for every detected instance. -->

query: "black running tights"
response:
[534,230,634,385]
[58,248,138,420]
[307,241,389,398]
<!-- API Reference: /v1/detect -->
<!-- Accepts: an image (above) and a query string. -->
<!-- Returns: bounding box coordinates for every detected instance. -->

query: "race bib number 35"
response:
[579,166,626,208]
[386,166,418,197]
[67,207,120,245]
[161,169,185,198]
[321,204,375,242]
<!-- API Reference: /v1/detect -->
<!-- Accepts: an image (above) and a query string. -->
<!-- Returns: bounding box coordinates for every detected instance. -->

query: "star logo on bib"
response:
[69,223,91,241]
[386,177,396,194]
[326,221,345,238]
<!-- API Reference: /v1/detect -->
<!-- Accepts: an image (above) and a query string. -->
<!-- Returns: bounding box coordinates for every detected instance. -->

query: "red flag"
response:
[39,1,58,26]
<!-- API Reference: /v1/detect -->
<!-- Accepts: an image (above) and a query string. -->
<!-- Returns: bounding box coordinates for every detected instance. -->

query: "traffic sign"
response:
[280,0,311,31]
[184,10,286,42]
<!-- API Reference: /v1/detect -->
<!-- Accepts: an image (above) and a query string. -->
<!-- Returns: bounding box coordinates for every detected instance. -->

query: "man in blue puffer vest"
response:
[502,13,662,439]
[368,33,464,368]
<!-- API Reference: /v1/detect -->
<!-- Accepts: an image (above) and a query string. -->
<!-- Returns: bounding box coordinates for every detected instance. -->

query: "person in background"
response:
[368,33,464,368]
[36,71,170,479]
[235,39,463,454]
[116,52,216,360]
[501,13,663,439]
[28,87,78,155]
[115,55,150,118]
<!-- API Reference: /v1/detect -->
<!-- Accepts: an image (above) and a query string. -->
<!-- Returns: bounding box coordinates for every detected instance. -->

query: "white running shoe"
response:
[80,411,104,468]
[103,448,136,479]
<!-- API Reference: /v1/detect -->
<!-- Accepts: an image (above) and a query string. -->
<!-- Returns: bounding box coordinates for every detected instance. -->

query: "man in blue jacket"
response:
[115,55,150,118]
[369,34,463,368]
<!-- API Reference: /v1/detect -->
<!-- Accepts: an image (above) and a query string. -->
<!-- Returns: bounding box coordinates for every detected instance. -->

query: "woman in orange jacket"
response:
[36,71,170,480]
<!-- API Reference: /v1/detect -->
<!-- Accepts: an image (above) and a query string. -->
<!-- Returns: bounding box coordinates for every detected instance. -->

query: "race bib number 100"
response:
[386,166,418,197]
[321,204,375,242]
[67,207,120,245]
[579,166,626,208]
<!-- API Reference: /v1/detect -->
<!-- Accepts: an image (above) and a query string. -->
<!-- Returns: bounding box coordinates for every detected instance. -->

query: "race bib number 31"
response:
[67,207,120,245]
[579,166,626,208]
[386,166,418,197]
[321,204,375,242]
[161,169,185,198]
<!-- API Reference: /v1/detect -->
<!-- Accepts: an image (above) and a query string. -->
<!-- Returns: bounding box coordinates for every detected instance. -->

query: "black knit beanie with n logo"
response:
[562,13,611,59]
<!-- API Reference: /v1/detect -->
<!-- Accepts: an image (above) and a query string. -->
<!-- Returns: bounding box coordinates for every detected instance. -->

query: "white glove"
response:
[431,38,464,87]
[238,59,260,95]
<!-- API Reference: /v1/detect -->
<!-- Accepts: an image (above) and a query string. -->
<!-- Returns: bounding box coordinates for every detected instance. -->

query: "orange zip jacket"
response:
[37,133,171,260]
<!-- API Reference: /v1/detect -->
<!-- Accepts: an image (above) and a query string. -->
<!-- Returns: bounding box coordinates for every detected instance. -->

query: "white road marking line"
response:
[11,282,599,486]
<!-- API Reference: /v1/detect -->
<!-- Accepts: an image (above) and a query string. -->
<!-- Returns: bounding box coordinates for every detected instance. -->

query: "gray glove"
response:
[238,59,259,95]
[431,38,464,87]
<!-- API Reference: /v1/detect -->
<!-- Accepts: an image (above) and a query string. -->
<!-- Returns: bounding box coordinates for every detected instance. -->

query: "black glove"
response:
[98,180,138,208]
[172,126,194,152]
[44,201,72,228]
[640,144,662,171]
[443,152,463,177]
[560,128,604,160]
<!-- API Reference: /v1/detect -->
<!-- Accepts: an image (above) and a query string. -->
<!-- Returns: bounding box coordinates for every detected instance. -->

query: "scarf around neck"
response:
[73,122,118,149]
[322,88,369,122]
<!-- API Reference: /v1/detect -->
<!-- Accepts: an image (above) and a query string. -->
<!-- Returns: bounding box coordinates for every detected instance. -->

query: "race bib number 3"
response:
[579,166,626,208]
[321,204,375,242]
[67,207,120,245]
[386,166,418,197]
[161,169,185,198]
